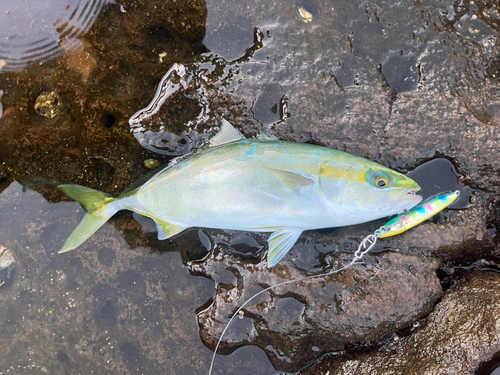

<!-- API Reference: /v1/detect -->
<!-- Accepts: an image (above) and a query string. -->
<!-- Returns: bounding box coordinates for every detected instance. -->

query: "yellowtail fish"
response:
[377,190,459,238]
[208,191,459,374]
[58,120,422,267]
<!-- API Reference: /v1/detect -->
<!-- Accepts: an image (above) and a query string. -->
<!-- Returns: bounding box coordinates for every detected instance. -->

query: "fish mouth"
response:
[390,188,422,207]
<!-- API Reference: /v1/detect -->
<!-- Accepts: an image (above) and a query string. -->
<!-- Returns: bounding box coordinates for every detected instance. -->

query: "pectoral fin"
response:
[154,219,187,240]
[267,228,303,267]
[264,168,314,193]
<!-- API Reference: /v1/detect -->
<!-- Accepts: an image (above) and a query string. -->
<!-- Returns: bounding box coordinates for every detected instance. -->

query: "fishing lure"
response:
[343,190,460,260]
[58,119,421,269]
[207,190,459,375]
[377,190,460,238]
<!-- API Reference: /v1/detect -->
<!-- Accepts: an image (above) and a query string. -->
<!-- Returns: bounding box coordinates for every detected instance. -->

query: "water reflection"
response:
[128,28,279,156]
[0,0,113,72]
[407,158,474,209]
[0,182,220,374]
[0,0,499,372]
[129,63,212,155]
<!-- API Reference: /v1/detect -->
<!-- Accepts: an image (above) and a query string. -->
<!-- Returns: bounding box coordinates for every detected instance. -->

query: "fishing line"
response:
[207,190,460,374]
[207,230,380,375]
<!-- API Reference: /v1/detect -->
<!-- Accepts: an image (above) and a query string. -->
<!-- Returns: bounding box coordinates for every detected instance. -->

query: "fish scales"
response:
[58,120,422,267]
[131,141,348,229]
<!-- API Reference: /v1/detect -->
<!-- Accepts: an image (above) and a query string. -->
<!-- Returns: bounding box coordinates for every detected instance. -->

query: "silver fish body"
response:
[59,120,421,267]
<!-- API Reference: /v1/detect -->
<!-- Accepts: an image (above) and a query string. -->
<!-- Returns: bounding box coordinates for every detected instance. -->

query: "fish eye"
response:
[373,173,390,189]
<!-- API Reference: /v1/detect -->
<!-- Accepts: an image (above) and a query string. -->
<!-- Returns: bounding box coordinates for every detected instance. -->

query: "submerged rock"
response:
[143,158,160,169]
[300,271,500,375]
[0,0,209,201]
[0,246,16,288]
[34,91,60,119]
[190,246,442,372]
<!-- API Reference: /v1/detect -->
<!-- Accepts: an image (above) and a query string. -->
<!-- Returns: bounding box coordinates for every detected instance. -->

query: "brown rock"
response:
[191,246,442,372]
[300,271,500,375]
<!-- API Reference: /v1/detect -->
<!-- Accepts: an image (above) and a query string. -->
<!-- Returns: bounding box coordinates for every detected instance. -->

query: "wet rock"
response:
[299,271,500,375]
[34,91,60,119]
[1,0,500,372]
[0,245,16,288]
[190,246,442,372]
[0,0,209,200]
[0,181,220,374]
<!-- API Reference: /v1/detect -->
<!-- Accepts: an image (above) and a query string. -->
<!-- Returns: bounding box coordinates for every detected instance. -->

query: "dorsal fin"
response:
[118,164,167,197]
[256,133,278,140]
[209,119,246,147]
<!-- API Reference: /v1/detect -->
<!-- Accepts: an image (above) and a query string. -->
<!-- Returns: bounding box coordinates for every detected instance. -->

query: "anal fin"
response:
[154,219,187,240]
[267,228,303,268]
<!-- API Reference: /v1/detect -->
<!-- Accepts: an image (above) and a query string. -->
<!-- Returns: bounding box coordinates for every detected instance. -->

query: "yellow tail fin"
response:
[58,184,116,253]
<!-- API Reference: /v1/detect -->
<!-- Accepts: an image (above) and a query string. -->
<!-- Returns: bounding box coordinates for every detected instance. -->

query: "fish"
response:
[377,190,459,238]
[58,120,422,267]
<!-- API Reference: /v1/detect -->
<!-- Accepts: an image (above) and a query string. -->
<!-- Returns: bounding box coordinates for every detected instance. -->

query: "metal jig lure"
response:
[208,190,459,375]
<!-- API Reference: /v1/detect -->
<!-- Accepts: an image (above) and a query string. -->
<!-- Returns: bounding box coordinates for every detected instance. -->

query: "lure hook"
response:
[208,190,460,374]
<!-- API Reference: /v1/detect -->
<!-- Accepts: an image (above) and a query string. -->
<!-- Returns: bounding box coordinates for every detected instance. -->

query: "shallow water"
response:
[0,0,111,72]
[0,0,499,374]
[0,182,278,374]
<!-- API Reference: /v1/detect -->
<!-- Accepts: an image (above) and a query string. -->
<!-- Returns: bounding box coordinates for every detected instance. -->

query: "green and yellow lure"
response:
[377,190,460,238]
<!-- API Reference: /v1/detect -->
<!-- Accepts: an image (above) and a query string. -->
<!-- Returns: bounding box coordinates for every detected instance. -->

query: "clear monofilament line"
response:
[207,231,379,375]
[209,191,460,373]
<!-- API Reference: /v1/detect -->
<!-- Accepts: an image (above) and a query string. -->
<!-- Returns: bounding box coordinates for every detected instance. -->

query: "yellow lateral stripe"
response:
[319,164,366,183]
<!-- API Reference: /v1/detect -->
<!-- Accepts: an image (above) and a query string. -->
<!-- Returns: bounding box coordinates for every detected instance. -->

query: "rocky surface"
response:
[186,0,500,372]
[190,246,442,372]
[299,271,500,375]
[1,0,500,374]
